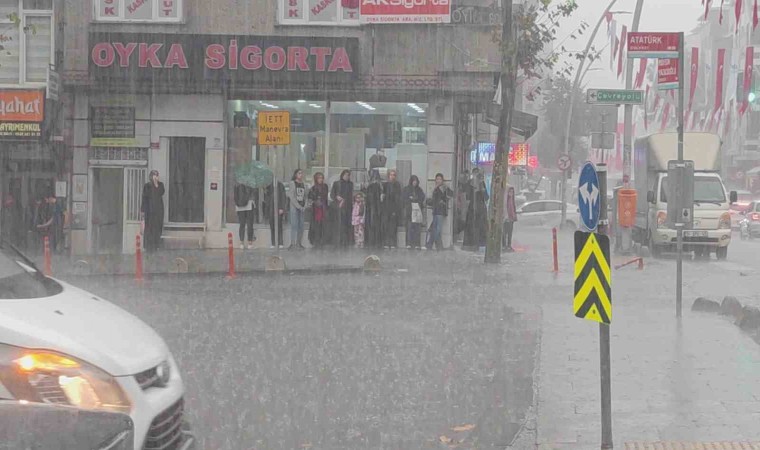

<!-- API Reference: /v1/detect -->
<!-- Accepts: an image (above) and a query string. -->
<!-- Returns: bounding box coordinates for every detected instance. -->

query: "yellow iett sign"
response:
[574,231,612,324]
[258,111,291,146]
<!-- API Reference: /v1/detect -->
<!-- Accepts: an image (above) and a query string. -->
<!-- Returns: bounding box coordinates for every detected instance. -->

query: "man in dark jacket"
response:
[426,173,454,250]
[265,181,286,248]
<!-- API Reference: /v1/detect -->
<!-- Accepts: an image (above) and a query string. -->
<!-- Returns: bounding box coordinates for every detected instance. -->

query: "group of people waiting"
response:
[232,166,518,252]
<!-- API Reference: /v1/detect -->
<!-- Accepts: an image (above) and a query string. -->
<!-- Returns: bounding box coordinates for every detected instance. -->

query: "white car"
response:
[517,200,579,229]
[0,244,194,450]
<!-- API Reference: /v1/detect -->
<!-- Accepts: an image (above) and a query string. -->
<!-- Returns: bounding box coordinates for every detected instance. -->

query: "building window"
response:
[278,0,360,26]
[0,0,53,85]
[93,0,182,23]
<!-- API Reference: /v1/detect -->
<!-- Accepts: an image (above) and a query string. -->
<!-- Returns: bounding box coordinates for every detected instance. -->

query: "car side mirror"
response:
[730,191,738,204]
[647,190,655,204]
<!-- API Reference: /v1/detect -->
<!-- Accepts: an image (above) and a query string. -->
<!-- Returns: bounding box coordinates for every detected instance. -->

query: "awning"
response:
[483,103,539,139]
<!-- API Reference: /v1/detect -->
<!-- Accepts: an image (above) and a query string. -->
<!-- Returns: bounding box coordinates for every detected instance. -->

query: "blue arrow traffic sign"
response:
[578,162,601,231]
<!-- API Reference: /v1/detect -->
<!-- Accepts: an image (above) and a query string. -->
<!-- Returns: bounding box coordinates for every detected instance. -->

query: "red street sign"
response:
[627,32,680,58]
[657,58,679,90]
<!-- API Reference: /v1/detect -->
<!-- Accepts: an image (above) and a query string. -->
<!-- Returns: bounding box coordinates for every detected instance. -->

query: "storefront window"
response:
[225,100,428,225]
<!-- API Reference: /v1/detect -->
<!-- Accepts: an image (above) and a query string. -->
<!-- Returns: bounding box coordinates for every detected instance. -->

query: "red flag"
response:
[755,0,759,30]
[737,0,744,33]
[720,0,725,24]
[705,0,712,20]
[634,58,647,89]
[689,47,699,113]
[716,48,726,112]
[618,26,627,78]
[741,46,755,116]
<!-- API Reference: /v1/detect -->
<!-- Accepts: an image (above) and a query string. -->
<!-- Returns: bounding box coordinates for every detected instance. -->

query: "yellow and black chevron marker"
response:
[574,231,612,325]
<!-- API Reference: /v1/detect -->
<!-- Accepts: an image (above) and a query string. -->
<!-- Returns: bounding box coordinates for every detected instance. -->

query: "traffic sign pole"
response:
[597,164,612,450]
[676,31,685,319]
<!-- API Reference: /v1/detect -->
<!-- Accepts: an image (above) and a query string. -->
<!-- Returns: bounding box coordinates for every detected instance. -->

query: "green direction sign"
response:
[587,89,644,105]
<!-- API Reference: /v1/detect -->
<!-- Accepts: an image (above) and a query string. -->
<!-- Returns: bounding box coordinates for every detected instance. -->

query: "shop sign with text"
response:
[360,0,451,23]
[0,90,44,140]
[279,0,360,25]
[657,58,679,90]
[89,33,359,89]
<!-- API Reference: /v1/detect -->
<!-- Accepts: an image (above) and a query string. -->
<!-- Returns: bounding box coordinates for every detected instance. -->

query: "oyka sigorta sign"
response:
[89,33,359,89]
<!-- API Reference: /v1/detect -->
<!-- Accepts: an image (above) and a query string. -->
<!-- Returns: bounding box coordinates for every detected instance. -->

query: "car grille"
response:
[135,366,160,390]
[143,398,185,450]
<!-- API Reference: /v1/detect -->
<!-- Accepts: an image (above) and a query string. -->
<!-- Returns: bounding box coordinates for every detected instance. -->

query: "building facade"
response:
[59,0,508,254]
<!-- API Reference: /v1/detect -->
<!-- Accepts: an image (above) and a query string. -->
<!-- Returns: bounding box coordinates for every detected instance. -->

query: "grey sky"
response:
[555,0,706,89]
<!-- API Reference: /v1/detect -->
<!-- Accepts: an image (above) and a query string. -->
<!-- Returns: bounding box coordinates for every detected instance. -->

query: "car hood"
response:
[0,280,167,376]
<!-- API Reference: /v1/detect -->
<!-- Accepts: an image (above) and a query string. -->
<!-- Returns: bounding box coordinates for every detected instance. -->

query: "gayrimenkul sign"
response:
[89,32,359,89]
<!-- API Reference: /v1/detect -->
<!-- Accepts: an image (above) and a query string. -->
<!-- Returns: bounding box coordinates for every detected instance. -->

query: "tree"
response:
[485,0,585,264]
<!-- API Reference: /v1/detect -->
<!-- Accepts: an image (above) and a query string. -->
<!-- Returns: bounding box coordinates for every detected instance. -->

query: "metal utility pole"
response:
[676,32,685,319]
[596,163,612,449]
[485,0,517,264]
[561,0,619,227]
[621,0,645,253]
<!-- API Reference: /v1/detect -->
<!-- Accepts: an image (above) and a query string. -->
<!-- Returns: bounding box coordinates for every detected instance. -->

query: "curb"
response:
[691,295,760,344]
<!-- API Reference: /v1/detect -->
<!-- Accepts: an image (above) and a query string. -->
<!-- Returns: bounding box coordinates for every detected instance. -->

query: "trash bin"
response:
[617,189,637,228]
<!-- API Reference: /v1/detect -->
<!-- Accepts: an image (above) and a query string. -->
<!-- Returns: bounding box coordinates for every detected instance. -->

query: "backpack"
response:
[234,184,250,207]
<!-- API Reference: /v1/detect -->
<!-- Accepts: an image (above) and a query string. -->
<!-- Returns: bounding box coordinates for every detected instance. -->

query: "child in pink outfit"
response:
[352,192,365,248]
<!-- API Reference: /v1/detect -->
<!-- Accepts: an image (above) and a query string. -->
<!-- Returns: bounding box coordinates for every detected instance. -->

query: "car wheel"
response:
[716,246,728,260]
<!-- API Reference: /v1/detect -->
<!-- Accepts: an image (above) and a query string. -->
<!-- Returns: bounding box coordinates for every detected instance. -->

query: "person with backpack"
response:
[234,183,256,249]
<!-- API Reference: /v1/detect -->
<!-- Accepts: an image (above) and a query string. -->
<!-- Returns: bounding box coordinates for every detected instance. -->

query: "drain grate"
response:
[625,443,760,450]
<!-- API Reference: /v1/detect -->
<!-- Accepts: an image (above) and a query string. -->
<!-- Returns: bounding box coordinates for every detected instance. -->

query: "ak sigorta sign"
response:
[89,32,359,90]
[0,90,45,140]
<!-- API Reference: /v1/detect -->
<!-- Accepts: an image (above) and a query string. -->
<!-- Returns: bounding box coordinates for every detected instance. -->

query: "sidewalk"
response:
[37,246,449,276]
[531,239,760,448]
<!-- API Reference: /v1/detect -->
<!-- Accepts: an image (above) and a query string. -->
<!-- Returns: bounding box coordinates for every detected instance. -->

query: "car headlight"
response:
[0,343,131,413]
[718,212,732,230]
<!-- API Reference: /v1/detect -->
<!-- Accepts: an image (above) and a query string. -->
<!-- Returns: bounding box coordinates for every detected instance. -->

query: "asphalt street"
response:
[64,226,760,449]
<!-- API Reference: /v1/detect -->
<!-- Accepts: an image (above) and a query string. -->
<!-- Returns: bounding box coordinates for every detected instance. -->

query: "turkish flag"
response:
[688,48,699,113]
[618,26,627,78]
[740,46,754,116]
[634,58,647,89]
[736,0,743,33]
[705,0,712,20]
[754,0,759,29]
[715,48,726,113]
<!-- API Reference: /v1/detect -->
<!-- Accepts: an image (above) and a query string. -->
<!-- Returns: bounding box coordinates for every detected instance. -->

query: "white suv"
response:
[0,244,194,450]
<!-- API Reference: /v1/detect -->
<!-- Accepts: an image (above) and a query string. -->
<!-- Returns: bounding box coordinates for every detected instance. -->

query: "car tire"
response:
[716,246,728,260]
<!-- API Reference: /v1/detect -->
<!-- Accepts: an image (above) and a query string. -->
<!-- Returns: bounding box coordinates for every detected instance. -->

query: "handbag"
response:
[411,203,423,224]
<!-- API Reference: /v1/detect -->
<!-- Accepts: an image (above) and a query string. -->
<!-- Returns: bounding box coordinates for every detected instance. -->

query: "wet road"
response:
[72,252,543,450]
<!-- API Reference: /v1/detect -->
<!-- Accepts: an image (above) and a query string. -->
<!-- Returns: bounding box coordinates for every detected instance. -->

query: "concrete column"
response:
[426,95,456,248]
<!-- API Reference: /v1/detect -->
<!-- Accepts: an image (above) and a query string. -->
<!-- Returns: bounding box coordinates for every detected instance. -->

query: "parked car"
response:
[517,200,579,229]
[0,243,194,450]
[739,201,760,239]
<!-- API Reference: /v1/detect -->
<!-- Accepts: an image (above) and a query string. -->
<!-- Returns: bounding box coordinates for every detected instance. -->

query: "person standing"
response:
[381,169,402,248]
[141,170,165,253]
[426,173,453,251]
[364,170,384,248]
[287,169,307,250]
[308,172,329,248]
[463,170,489,252]
[265,180,286,248]
[403,175,426,249]
[331,169,354,247]
[352,192,366,248]
[503,186,518,252]
[234,183,256,249]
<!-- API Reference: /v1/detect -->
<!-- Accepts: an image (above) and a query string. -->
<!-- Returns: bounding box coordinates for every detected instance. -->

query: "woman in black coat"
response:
[381,169,403,248]
[462,171,489,251]
[403,175,426,249]
[308,172,329,248]
[331,169,354,247]
[364,169,384,248]
[141,170,165,253]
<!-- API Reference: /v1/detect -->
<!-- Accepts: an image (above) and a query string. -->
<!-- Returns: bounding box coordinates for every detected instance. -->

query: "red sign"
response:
[657,58,679,90]
[360,0,451,23]
[627,32,680,58]
[509,143,529,166]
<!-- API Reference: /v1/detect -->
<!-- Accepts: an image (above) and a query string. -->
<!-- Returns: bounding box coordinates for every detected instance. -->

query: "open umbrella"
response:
[235,161,274,188]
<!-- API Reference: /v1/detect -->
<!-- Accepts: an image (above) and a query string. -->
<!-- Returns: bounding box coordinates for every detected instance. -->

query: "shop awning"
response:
[483,103,539,139]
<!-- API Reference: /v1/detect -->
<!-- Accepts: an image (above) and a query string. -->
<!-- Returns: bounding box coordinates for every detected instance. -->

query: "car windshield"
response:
[0,246,57,299]
[660,176,727,203]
